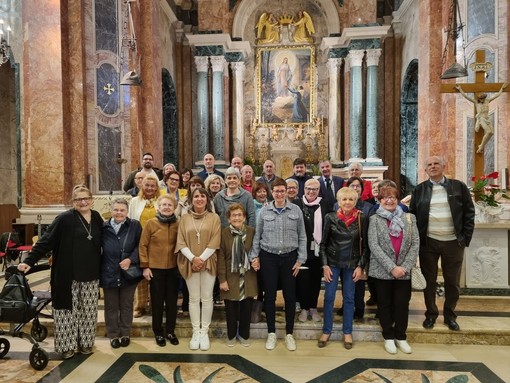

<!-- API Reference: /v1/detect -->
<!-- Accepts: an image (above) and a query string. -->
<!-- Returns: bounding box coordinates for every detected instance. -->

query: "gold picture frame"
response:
[256,45,316,126]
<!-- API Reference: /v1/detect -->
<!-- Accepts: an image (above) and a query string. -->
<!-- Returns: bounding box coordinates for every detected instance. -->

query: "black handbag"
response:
[119,224,143,283]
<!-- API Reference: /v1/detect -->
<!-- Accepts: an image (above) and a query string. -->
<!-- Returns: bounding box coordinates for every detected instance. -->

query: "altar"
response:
[464,222,510,289]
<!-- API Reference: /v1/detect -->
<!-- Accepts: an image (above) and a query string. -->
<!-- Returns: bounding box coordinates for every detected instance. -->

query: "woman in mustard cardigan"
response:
[139,194,180,347]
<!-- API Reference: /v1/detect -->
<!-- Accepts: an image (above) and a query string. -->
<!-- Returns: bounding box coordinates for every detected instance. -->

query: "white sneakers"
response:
[384,339,412,354]
[189,331,200,350]
[265,332,277,350]
[310,308,322,322]
[395,339,412,354]
[298,309,309,322]
[226,337,236,347]
[199,332,210,351]
[238,336,251,347]
[285,334,297,351]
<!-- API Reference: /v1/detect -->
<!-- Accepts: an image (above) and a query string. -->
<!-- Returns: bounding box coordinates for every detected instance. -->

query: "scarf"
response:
[376,205,404,237]
[302,196,323,245]
[229,224,250,273]
[337,208,359,227]
[156,211,177,224]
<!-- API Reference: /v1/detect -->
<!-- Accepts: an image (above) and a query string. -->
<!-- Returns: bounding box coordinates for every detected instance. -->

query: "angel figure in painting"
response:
[256,12,280,44]
[456,83,508,153]
[292,11,315,43]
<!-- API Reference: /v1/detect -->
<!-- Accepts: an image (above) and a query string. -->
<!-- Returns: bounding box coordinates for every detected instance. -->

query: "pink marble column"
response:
[23,0,66,206]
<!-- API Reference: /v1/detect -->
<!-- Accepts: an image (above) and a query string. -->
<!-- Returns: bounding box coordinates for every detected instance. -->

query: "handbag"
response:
[119,224,143,283]
[406,214,426,291]
[411,266,427,290]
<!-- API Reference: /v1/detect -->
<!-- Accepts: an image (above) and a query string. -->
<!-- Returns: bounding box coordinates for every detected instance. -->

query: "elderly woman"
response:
[368,185,419,354]
[285,178,299,202]
[318,187,368,350]
[101,198,143,349]
[292,178,330,323]
[214,167,256,229]
[139,194,181,347]
[204,173,225,199]
[176,187,221,351]
[129,174,161,317]
[218,203,258,347]
[18,185,103,359]
[175,176,205,217]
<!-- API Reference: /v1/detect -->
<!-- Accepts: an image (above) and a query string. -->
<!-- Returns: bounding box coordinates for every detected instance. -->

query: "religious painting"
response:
[256,45,315,125]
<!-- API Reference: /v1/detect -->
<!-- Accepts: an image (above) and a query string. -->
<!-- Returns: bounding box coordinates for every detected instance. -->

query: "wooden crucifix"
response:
[440,50,509,177]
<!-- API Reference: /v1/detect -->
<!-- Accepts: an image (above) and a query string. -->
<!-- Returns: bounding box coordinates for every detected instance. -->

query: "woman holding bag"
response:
[101,198,143,349]
[368,185,419,355]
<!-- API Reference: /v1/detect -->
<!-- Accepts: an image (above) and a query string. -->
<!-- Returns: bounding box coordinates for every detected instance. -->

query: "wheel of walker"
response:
[0,338,10,358]
[31,324,48,342]
[29,347,49,370]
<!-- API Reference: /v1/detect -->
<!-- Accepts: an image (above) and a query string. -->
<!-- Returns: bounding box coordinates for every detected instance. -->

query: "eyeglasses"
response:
[273,189,287,194]
[382,196,397,201]
[349,184,362,189]
[169,178,180,182]
[305,187,319,192]
[143,157,153,161]
[73,197,92,203]
[286,186,297,190]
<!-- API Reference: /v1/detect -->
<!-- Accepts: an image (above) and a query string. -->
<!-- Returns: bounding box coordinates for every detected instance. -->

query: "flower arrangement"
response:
[470,172,510,207]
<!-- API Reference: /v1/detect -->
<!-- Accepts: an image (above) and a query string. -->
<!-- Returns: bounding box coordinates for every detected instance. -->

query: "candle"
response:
[6,25,10,46]
[501,168,508,190]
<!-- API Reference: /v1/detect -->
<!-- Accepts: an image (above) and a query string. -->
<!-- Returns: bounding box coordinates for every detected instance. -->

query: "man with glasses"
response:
[123,152,163,192]
[126,171,145,197]
[409,156,474,331]
[347,162,373,201]
[250,179,307,351]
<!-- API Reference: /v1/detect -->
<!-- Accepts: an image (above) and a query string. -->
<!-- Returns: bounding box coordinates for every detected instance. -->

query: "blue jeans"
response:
[323,266,355,335]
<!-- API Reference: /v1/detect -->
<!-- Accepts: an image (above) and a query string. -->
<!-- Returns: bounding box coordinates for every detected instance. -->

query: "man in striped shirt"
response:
[409,156,475,332]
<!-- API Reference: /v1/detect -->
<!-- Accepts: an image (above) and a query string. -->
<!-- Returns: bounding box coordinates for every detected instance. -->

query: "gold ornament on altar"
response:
[292,11,315,44]
[256,12,281,44]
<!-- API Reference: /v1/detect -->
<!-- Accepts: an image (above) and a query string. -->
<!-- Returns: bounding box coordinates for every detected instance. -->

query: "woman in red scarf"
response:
[318,187,368,350]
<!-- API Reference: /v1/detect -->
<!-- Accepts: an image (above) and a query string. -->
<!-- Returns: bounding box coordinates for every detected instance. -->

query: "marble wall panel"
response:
[198,0,232,33]
[467,0,496,42]
[95,0,118,53]
[96,63,120,115]
[0,64,17,205]
[97,123,122,191]
[162,69,178,167]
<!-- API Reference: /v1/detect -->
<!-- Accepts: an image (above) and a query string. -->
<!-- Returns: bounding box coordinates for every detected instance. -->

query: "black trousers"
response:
[419,237,464,321]
[260,249,297,334]
[374,278,412,340]
[224,298,254,340]
[296,256,322,310]
[149,267,179,336]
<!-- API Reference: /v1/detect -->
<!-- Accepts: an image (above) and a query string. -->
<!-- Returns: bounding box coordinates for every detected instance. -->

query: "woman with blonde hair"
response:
[176,187,221,351]
[204,173,225,199]
[18,185,103,359]
[129,174,161,317]
[318,187,368,350]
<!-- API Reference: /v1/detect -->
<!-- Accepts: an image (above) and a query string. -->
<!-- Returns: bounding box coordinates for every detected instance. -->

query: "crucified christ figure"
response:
[456,83,508,153]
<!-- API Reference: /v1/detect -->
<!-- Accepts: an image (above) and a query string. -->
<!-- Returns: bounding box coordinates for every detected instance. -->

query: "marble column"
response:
[365,48,382,163]
[195,56,210,159]
[326,58,341,163]
[348,50,365,162]
[210,55,226,160]
[231,61,245,158]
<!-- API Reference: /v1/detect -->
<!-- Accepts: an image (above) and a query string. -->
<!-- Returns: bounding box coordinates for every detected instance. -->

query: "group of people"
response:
[18,153,474,358]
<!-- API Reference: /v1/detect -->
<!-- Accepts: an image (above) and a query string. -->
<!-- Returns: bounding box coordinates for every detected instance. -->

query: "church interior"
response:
[0,0,509,381]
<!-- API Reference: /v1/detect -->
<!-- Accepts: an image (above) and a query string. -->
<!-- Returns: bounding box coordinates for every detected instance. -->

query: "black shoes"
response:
[422,318,436,329]
[366,297,377,306]
[445,318,460,331]
[120,336,130,347]
[155,335,166,347]
[167,333,179,346]
[110,338,121,349]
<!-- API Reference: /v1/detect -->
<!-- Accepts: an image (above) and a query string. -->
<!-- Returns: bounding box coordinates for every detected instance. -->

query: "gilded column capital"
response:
[194,56,209,72]
[347,50,365,67]
[366,49,382,67]
[210,55,226,72]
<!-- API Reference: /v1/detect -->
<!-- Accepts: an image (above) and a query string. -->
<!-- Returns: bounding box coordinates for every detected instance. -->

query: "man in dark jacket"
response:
[409,156,475,331]
[286,158,312,199]
[123,152,163,192]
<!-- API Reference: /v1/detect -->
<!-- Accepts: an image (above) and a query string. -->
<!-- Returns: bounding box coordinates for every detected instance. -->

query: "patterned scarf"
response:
[337,208,359,227]
[376,205,405,237]
[230,224,249,273]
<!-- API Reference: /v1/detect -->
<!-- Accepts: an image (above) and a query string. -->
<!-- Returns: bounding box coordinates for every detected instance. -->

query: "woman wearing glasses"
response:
[368,185,419,354]
[162,170,187,202]
[292,178,330,323]
[18,185,103,360]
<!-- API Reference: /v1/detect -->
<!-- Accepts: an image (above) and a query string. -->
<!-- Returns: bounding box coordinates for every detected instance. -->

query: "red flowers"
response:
[471,172,509,207]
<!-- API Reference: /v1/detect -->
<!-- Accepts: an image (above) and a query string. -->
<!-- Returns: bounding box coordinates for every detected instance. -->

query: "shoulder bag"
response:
[406,214,426,290]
